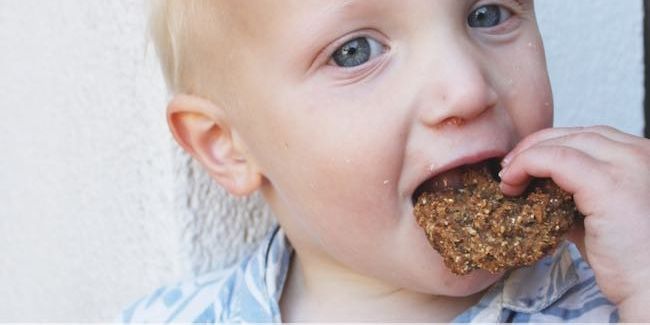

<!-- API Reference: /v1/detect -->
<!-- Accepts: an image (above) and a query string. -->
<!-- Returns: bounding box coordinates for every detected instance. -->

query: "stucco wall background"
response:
[0,1,182,321]
[0,0,643,321]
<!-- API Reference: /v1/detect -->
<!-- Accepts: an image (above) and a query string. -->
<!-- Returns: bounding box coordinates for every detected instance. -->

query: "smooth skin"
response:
[165,0,649,322]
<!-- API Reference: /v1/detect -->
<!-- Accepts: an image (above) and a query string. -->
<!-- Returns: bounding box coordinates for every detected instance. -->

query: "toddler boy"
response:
[122,0,650,322]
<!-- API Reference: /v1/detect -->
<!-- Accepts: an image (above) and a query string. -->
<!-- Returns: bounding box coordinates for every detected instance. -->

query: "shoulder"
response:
[118,226,291,323]
[118,266,240,323]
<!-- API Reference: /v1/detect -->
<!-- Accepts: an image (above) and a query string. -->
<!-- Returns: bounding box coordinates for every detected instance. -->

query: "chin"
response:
[396,227,505,297]
[434,269,504,297]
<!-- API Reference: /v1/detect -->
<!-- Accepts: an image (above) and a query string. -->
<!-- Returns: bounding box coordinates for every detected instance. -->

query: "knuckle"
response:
[570,131,605,143]
[590,125,617,133]
[549,145,573,162]
[626,144,650,167]
[599,161,637,193]
[628,143,646,156]
[601,163,621,185]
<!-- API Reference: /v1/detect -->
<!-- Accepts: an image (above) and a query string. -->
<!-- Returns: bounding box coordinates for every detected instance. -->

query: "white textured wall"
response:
[537,0,645,135]
[0,0,643,321]
[0,1,182,321]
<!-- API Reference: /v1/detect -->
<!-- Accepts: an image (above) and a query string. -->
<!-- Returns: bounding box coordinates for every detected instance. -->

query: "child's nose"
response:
[417,41,498,128]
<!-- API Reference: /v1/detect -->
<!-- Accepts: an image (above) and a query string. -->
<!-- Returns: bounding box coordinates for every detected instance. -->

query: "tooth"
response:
[431,169,463,191]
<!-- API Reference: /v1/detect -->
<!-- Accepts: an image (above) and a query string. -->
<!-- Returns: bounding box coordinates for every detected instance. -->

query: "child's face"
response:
[223,0,552,295]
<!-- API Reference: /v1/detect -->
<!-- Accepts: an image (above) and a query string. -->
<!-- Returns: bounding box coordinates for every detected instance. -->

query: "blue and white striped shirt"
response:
[120,227,618,323]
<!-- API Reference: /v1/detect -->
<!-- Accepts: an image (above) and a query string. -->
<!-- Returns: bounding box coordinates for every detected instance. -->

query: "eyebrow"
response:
[287,0,376,65]
[324,0,368,17]
[298,0,389,41]
[285,0,401,76]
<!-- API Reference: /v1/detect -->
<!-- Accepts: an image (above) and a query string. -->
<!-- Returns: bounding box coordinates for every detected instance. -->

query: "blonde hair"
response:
[148,0,228,95]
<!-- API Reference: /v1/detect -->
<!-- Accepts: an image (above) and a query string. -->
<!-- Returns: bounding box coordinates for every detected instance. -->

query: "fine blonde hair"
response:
[148,0,228,95]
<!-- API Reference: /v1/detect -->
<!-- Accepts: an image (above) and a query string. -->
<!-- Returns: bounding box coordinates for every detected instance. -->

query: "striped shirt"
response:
[120,226,618,323]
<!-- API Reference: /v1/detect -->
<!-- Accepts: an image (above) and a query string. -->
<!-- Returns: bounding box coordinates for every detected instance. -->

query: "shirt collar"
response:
[241,228,580,322]
[500,241,580,313]
[263,226,294,320]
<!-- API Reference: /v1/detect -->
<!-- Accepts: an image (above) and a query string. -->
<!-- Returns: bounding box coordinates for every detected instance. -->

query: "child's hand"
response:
[498,126,650,321]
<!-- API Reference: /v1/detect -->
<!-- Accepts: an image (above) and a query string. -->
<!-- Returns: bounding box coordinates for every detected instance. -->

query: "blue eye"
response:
[467,5,512,28]
[331,36,384,68]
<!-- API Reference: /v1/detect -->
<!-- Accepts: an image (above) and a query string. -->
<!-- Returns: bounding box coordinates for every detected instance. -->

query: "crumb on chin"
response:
[414,164,580,275]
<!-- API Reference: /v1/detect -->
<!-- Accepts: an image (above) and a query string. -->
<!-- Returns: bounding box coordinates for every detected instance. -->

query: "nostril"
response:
[440,117,465,127]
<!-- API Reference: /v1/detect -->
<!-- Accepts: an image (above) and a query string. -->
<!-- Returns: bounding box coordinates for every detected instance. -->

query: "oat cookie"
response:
[414,162,580,275]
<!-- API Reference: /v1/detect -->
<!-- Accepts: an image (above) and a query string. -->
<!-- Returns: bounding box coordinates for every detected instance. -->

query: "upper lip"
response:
[409,149,506,204]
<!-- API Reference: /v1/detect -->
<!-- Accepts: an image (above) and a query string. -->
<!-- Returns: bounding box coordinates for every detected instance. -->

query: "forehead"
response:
[218,0,536,32]
[217,0,433,70]
[221,0,405,39]
[224,0,364,25]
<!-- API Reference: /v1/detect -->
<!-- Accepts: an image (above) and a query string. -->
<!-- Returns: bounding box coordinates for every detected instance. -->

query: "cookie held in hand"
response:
[413,160,580,275]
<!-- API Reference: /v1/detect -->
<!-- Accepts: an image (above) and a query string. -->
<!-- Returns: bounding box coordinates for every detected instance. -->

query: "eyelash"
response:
[467,0,527,34]
[313,0,528,73]
[470,0,527,17]
[329,37,386,67]
[312,30,389,71]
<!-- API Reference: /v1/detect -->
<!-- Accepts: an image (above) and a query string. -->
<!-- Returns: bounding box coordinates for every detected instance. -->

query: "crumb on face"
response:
[183,0,554,295]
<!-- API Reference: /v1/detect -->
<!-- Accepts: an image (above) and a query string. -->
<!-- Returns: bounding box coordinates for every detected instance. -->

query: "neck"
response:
[279,249,486,323]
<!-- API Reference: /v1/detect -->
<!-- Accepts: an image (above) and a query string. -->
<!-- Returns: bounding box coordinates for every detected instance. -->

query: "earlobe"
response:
[166,94,262,196]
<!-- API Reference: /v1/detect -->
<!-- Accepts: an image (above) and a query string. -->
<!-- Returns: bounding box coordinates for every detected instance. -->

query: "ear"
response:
[166,94,262,196]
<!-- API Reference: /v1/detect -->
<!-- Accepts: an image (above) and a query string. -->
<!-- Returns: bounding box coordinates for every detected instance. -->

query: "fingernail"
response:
[501,155,511,167]
[498,165,508,179]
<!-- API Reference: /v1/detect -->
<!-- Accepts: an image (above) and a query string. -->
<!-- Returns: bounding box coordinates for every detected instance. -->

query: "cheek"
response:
[249,88,410,239]
[294,115,405,231]
[495,40,553,138]
[508,76,553,137]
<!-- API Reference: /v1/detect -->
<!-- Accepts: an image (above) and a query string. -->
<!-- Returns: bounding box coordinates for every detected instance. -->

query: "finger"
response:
[498,177,532,198]
[503,126,635,167]
[499,145,607,199]
[519,131,631,163]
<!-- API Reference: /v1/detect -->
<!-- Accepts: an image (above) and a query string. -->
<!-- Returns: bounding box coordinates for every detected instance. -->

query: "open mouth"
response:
[411,157,502,206]
[411,156,581,275]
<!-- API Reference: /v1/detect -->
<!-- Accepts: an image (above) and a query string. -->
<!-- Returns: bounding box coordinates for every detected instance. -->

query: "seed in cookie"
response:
[413,162,580,275]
